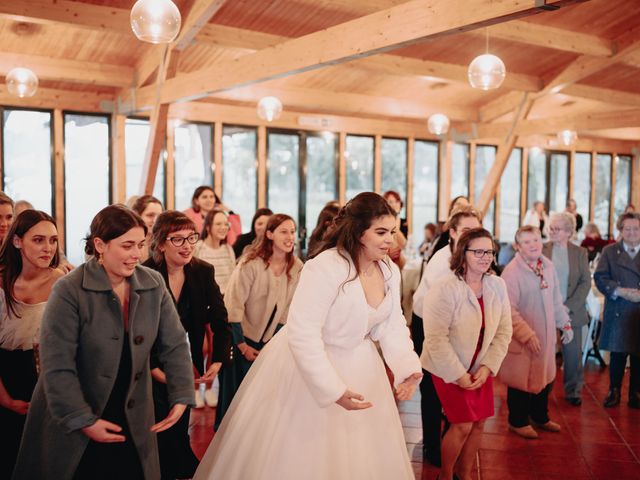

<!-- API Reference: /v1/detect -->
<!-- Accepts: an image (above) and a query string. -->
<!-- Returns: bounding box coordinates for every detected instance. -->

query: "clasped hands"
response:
[237,342,260,361]
[336,372,423,411]
[456,365,491,390]
[617,287,640,303]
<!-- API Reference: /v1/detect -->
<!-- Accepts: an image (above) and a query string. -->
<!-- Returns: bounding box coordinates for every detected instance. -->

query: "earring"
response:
[97,253,103,265]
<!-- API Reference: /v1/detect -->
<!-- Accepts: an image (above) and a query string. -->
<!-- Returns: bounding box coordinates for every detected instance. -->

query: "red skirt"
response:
[432,374,494,423]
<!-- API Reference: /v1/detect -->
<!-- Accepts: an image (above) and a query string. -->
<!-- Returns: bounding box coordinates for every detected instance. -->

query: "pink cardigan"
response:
[498,253,570,393]
[184,208,242,245]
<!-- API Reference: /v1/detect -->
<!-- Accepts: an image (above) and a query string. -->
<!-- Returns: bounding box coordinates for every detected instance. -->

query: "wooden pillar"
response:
[111,114,126,204]
[338,132,346,204]
[257,125,267,208]
[521,147,529,223]
[610,153,618,236]
[589,151,597,222]
[406,137,415,236]
[468,142,477,202]
[438,140,452,221]
[632,149,640,209]
[213,121,223,199]
[165,121,175,210]
[567,148,575,199]
[53,109,65,251]
[374,134,382,193]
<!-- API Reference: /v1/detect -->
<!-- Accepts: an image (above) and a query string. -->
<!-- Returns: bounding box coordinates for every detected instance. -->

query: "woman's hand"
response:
[467,366,491,390]
[335,389,373,411]
[525,335,542,354]
[201,362,222,382]
[6,399,29,415]
[150,367,167,384]
[82,419,126,443]
[456,373,474,389]
[151,403,187,433]
[238,342,259,361]
[395,372,423,401]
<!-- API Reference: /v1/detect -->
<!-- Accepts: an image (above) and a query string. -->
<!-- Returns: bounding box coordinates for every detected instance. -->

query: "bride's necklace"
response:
[361,262,376,277]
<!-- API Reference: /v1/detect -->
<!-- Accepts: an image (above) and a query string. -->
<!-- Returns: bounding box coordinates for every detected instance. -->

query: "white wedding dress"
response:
[194,281,415,480]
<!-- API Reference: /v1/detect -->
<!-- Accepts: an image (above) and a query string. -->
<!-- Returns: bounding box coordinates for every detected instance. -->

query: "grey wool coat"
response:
[13,259,195,480]
[594,242,640,355]
[542,242,591,328]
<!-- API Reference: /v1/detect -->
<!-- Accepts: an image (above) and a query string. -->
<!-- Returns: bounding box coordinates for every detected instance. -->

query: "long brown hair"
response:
[312,192,396,284]
[201,209,228,244]
[0,210,60,317]
[449,227,495,279]
[85,205,147,257]
[243,214,296,279]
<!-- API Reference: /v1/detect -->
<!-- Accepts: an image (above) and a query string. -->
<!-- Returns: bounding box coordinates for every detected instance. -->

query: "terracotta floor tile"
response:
[578,441,637,462]
[528,453,591,475]
[588,459,640,480]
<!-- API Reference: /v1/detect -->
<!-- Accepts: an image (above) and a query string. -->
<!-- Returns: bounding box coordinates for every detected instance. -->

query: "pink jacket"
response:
[498,253,570,393]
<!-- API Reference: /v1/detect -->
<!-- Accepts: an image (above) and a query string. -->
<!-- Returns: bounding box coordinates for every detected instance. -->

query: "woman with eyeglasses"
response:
[422,228,512,480]
[499,225,573,440]
[214,213,303,431]
[143,211,231,479]
[14,205,194,480]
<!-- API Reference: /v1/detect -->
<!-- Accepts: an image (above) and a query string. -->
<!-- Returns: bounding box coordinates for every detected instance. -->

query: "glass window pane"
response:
[614,155,632,236]
[549,152,568,214]
[174,123,213,211]
[451,143,469,199]
[125,118,165,201]
[474,145,496,234]
[222,126,257,233]
[594,154,612,237]
[499,148,522,243]
[267,132,299,220]
[306,134,337,237]
[64,114,110,265]
[412,140,439,248]
[3,110,52,213]
[527,148,547,210]
[381,138,407,214]
[573,152,591,228]
[345,135,373,200]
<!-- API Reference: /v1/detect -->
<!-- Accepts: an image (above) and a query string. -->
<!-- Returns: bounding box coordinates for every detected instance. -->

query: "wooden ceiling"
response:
[0,0,639,144]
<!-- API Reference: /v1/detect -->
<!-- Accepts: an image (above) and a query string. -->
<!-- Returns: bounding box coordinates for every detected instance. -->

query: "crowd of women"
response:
[0,184,638,480]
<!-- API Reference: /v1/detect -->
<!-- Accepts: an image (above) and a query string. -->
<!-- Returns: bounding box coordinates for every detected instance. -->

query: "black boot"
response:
[422,445,441,467]
[628,391,640,409]
[603,387,621,407]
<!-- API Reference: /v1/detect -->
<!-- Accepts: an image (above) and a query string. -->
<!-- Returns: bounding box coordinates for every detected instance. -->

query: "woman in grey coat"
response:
[594,212,640,408]
[13,205,195,480]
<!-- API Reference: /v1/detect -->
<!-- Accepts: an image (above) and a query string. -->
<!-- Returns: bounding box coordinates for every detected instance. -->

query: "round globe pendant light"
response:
[468,54,506,90]
[468,29,506,91]
[6,67,38,98]
[257,96,283,122]
[427,113,450,135]
[130,0,181,44]
[557,129,577,146]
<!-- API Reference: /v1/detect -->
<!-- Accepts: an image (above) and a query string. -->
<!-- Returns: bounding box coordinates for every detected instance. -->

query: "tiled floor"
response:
[189,364,640,479]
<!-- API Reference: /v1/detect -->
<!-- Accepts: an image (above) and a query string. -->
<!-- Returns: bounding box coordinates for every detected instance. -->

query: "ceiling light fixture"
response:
[130,0,181,44]
[257,96,283,122]
[468,29,506,90]
[6,67,38,98]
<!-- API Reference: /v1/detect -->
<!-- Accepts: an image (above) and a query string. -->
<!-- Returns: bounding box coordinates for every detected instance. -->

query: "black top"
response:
[143,257,232,373]
[428,231,450,262]
[233,232,255,259]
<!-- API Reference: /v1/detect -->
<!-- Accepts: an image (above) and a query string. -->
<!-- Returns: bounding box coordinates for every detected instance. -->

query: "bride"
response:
[194,192,422,480]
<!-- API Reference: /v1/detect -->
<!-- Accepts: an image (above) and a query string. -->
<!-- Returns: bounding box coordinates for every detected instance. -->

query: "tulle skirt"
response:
[194,326,414,480]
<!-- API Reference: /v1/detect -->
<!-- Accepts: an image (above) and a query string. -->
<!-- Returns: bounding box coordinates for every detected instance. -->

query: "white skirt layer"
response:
[194,326,414,480]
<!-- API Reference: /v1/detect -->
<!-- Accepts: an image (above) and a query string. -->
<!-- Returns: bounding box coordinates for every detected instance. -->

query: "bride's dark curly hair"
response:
[311,192,396,285]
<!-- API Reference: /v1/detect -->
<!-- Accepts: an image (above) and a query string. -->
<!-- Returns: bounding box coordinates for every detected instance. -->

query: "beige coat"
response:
[225,256,303,343]
[498,254,571,393]
[421,274,512,383]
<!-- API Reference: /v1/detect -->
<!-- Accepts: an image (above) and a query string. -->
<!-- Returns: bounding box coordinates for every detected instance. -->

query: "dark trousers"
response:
[411,313,443,452]
[609,352,640,396]
[507,382,553,428]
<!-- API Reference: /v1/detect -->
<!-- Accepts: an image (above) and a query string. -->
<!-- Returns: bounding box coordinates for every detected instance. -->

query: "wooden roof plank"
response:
[129,0,580,110]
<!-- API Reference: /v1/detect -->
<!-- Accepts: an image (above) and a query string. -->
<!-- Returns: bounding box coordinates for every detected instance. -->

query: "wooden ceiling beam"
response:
[0,0,132,34]
[473,108,640,139]
[477,91,524,122]
[205,83,476,121]
[0,85,113,112]
[0,52,133,88]
[563,84,640,107]
[127,0,578,111]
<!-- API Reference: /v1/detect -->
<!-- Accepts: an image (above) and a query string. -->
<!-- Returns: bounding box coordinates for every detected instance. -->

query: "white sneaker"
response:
[194,389,205,409]
[205,389,218,407]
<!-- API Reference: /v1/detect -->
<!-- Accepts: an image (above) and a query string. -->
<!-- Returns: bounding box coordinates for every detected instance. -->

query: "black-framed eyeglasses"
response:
[465,248,496,258]
[166,233,199,247]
